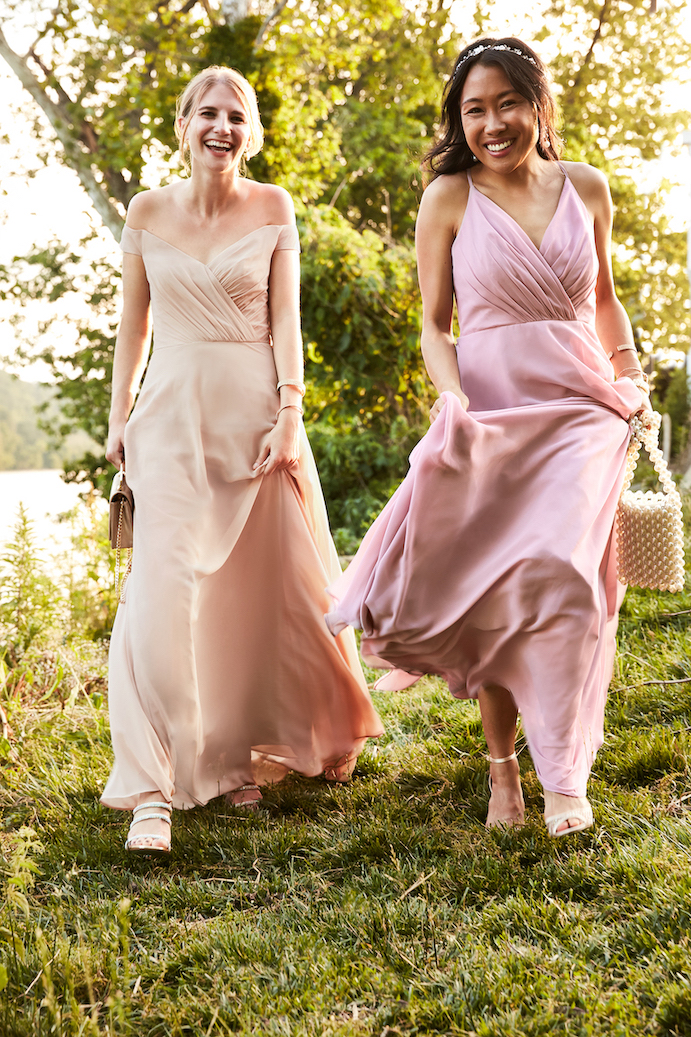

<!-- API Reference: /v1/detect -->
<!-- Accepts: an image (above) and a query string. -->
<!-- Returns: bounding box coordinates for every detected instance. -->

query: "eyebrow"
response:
[198,104,246,115]
[462,90,518,105]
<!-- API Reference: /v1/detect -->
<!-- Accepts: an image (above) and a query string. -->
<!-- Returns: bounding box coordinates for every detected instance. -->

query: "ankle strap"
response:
[488,752,517,764]
[133,801,172,814]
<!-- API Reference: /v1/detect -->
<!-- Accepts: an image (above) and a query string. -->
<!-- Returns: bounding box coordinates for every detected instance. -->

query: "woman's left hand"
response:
[631,390,655,430]
[253,409,301,476]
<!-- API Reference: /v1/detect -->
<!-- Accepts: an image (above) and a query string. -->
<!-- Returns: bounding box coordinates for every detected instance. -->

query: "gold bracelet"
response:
[616,368,649,385]
[277,404,304,417]
[277,380,306,397]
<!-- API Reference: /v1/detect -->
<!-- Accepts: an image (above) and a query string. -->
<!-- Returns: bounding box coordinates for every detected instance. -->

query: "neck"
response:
[184,163,245,218]
[474,150,554,191]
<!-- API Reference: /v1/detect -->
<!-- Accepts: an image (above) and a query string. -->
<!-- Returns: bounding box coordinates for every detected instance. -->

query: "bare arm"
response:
[416,176,470,420]
[567,163,650,417]
[105,251,152,466]
[253,241,304,475]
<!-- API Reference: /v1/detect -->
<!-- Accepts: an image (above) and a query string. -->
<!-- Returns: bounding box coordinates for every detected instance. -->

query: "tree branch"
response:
[0,23,125,239]
[253,0,289,50]
[568,0,610,97]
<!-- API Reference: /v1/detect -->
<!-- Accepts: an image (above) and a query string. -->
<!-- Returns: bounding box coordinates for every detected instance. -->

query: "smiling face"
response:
[181,82,252,172]
[460,63,539,172]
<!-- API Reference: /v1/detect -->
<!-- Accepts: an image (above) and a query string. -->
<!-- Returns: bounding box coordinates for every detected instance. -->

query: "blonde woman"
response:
[103,66,382,854]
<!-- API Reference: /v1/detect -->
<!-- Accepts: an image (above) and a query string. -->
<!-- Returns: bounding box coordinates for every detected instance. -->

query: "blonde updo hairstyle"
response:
[175,66,264,170]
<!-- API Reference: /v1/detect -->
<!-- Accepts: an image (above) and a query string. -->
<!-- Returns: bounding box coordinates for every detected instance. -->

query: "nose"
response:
[485,106,507,134]
[214,110,232,134]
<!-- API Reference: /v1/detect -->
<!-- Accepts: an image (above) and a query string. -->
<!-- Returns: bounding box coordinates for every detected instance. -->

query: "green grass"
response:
[2,584,691,1036]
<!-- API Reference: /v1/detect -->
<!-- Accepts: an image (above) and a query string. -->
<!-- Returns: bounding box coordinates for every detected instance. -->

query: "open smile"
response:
[204,139,233,153]
[485,139,515,153]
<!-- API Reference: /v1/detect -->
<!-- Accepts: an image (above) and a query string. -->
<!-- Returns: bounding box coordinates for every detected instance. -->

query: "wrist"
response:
[276,404,303,422]
[277,379,305,403]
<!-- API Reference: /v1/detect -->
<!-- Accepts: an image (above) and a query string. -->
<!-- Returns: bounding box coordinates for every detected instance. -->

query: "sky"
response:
[0,0,690,380]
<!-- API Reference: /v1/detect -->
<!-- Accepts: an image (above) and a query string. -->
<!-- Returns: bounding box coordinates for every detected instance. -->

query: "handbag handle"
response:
[620,412,677,498]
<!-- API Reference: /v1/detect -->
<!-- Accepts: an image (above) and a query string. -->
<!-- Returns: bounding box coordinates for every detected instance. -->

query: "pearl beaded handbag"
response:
[616,413,685,592]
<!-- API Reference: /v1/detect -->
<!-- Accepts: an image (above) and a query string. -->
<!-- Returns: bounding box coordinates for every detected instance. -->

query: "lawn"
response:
[1,584,691,1036]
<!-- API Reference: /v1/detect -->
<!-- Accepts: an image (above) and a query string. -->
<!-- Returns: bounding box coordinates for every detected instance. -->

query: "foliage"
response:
[0,0,459,232]
[543,0,691,357]
[0,371,96,471]
[299,204,432,532]
[0,521,690,1032]
[0,503,117,672]
[0,374,59,470]
[2,0,691,535]
[0,238,120,493]
[0,506,64,665]
[652,362,689,460]
[1,211,433,534]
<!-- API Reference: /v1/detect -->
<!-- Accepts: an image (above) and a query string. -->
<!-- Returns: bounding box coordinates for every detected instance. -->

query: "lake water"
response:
[0,469,96,553]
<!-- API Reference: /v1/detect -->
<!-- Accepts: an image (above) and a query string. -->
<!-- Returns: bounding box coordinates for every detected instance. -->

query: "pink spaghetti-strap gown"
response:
[327,170,640,798]
[102,223,383,811]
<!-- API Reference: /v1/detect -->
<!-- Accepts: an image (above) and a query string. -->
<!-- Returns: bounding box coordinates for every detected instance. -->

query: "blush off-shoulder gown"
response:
[327,170,641,798]
[102,223,383,811]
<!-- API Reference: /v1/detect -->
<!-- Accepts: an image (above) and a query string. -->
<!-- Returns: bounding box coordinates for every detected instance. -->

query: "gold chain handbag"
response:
[616,412,685,592]
[109,465,134,600]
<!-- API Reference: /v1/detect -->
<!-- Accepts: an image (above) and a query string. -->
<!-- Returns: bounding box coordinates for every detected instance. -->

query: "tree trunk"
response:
[0,23,125,240]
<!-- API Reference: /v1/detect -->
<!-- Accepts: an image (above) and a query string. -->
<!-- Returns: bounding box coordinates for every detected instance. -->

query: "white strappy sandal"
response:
[486,752,525,829]
[225,784,263,810]
[544,795,593,838]
[125,801,172,855]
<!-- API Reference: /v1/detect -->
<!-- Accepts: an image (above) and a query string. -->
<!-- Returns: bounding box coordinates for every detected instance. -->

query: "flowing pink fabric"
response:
[102,224,383,811]
[327,173,640,797]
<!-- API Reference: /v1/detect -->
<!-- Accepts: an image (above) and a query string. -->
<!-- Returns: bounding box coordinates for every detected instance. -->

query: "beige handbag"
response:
[109,466,134,599]
[617,413,685,592]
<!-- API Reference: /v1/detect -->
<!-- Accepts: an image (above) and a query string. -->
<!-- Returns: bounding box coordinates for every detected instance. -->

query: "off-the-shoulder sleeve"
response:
[275,224,300,252]
[119,225,143,256]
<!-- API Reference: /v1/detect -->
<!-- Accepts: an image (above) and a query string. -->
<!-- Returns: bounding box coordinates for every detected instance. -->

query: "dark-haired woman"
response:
[327,38,652,837]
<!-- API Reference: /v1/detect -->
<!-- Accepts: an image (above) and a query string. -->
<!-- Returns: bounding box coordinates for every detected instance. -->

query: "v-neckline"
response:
[467,171,569,254]
[134,224,285,267]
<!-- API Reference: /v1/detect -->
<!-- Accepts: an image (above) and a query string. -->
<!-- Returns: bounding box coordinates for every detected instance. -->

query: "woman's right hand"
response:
[105,422,126,467]
[430,388,469,423]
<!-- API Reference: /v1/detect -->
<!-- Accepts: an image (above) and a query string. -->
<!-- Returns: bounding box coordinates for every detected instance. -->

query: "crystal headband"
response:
[453,43,538,80]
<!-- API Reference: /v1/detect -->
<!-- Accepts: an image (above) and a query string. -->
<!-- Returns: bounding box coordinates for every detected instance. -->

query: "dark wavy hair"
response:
[424,37,562,178]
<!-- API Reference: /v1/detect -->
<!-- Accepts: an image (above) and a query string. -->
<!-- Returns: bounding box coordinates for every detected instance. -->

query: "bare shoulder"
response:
[247,181,296,225]
[125,184,180,228]
[418,172,470,235]
[562,161,610,208]
[421,172,470,211]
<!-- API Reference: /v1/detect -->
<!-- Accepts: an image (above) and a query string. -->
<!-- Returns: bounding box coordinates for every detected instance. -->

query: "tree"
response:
[543,0,690,359]
[2,0,690,532]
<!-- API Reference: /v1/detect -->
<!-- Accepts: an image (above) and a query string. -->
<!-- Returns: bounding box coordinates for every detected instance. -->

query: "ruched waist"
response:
[152,338,272,352]
[458,316,594,338]
[456,319,639,418]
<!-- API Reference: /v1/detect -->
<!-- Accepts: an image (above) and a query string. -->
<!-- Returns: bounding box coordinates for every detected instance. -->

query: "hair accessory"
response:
[453,43,537,79]
[617,412,685,592]
[277,379,306,396]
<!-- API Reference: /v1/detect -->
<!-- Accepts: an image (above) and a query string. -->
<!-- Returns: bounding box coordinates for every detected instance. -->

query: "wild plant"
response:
[0,505,64,666]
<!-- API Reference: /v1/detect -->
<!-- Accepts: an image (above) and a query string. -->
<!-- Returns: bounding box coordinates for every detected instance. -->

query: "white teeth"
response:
[205,141,231,151]
[486,140,513,152]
